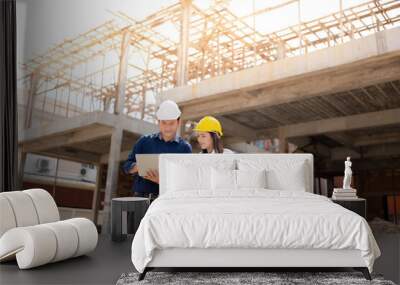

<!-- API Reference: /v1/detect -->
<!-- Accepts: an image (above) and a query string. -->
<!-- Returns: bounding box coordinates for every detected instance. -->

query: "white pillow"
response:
[212,168,236,190]
[211,168,268,191]
[236,169,267,189]
[166,162,212,192]
[166,158,236,172]
[238,159,307,191]
[266,161,306,191]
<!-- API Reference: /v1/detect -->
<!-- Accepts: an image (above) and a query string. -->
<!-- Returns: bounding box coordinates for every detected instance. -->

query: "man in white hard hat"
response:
[122,100,192,200]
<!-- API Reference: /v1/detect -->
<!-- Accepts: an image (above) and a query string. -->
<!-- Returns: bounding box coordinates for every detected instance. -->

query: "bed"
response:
[131,154,380,281]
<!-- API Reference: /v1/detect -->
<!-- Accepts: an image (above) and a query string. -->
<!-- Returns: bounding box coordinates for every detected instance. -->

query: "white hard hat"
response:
[156,100,181,120]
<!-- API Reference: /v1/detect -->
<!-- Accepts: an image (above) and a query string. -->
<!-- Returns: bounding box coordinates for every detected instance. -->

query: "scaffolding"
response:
[20,0,400,128]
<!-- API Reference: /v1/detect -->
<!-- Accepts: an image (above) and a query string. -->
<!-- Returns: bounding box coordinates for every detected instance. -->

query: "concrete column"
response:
[278,128,288,153]
[327,176,334,198]
[176,0,191,86]
[102,126,123,234]
[24,70,40,129]
[297,0,303,54]
[140,85,147,120]
[339,0,344,43]
[17,146,27,190]
[115,30,131,115]
[140,47,151,120]
[277,40,286,60]
[178,119,186,139]
[91,163,102,225]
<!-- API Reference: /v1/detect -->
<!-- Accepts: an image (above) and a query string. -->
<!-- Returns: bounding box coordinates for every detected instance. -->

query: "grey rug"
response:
[116,271,396,285]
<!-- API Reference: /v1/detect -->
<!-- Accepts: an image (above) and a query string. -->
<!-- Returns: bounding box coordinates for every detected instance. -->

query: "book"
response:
[332,192,357,197]
[333,188,357,193]
[332,191,358,199]
[332,196,359,200]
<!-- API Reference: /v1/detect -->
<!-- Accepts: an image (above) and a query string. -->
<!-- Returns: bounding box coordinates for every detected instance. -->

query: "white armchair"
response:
[0,188,98,269]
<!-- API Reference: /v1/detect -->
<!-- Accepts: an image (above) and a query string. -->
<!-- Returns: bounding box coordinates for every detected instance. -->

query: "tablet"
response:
[135,154,159,177]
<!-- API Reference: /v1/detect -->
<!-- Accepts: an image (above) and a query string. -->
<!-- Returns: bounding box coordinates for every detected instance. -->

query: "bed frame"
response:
[138,248,371,280]
[137,154,372,281]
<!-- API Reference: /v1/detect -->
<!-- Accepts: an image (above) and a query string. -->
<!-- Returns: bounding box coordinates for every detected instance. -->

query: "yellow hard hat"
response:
[194,116,223,137]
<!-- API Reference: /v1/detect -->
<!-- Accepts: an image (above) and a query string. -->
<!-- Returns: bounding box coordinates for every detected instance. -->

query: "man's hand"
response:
[129,164,138,174]
[144,169,159,184]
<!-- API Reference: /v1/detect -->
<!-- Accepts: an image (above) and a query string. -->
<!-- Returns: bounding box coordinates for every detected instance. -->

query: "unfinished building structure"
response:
[18,0,400,231]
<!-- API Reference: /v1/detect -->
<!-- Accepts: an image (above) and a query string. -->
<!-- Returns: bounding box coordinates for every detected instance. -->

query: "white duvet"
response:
[131,190,380,273]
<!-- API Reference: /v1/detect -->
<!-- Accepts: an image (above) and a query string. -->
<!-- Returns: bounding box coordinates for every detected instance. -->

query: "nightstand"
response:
[331,198,366,219]
[111,197,150,242]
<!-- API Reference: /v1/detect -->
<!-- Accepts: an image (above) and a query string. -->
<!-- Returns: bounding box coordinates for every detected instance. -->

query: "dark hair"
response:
[201,132,224,153]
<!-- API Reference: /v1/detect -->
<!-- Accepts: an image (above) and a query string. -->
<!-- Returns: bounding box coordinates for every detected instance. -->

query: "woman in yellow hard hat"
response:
[193,116,234,154]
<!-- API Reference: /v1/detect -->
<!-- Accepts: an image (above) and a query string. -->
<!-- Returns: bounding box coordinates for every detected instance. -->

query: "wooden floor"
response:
[0,234,134,285]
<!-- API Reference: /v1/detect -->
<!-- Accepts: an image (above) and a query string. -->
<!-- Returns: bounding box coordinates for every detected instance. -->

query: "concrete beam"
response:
[100,149,130,164]
[35,149,102,164]
[217,116,257,141]
[330,148,360,161]
[331,143,400,161]
[325,133,360,154]
[257,108,400,139]
[160,28,400,120]
[22,125,113,153]
[19,111,158,144]
[181,57,400,120]
[111,113,158,135]
[354,132,400,147]
[317,157,400,174]
[225,142,266,153]
[288,137,312,149]
[303,142,332,158]
[325,133,354,147]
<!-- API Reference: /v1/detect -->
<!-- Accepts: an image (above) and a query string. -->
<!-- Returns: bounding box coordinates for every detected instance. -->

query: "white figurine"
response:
[343,157,353,189]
